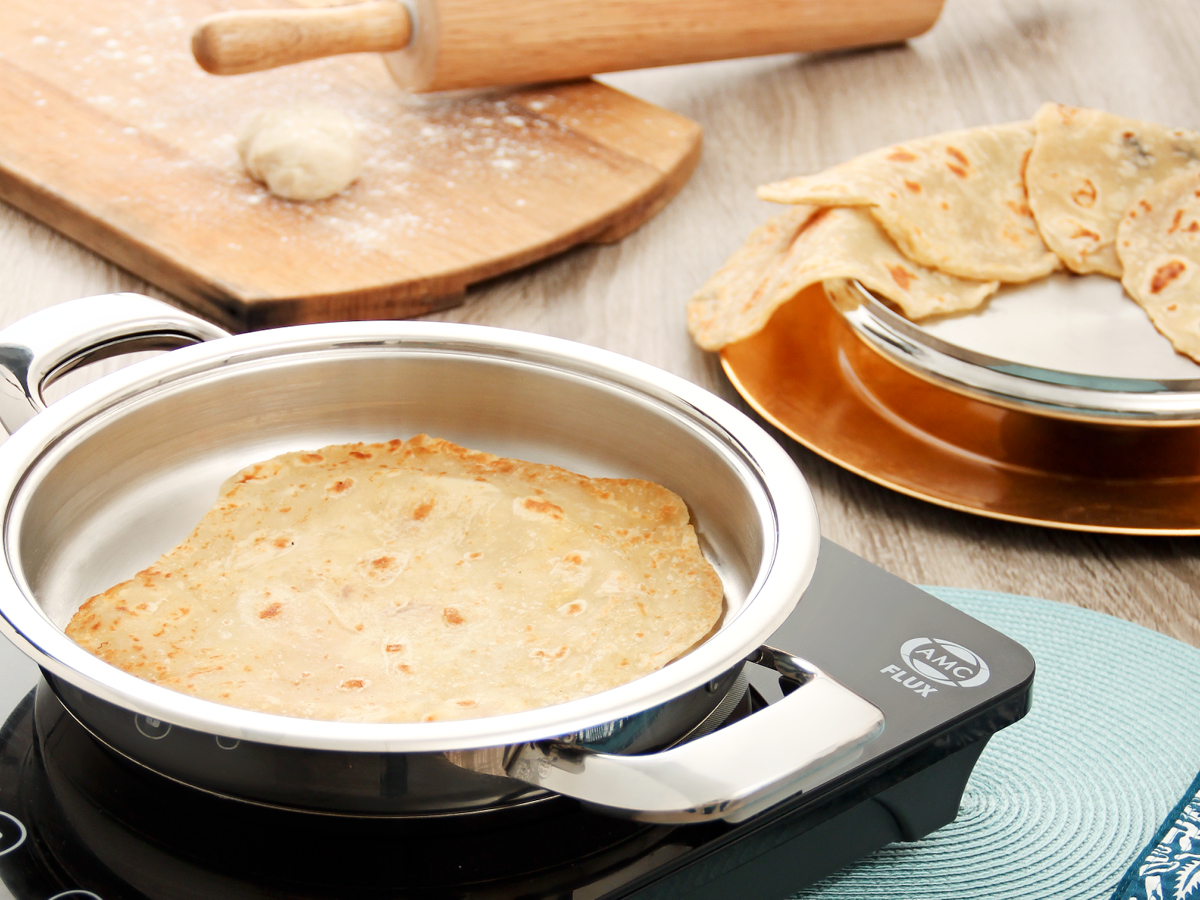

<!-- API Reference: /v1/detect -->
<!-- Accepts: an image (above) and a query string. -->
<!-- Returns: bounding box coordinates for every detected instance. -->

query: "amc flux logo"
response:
[880,637,991,699]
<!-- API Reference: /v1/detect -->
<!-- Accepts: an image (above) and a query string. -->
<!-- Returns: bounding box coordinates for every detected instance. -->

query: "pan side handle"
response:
[505,650,883,824]
[0,294,230,434]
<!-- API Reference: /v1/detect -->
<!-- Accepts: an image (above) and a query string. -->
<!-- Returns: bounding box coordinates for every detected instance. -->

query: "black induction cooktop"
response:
[0,541,1034,900]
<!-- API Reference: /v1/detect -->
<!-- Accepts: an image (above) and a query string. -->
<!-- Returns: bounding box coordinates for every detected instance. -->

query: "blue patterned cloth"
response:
[793,588,1200,900]
[1112,770,1200,900]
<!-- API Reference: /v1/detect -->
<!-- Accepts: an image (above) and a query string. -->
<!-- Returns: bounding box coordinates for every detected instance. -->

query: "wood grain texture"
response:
[0,0,701,330]
[3,0,1200,645]
[192,1,411,75]
[195,0,945,91]
[379,0,945,92]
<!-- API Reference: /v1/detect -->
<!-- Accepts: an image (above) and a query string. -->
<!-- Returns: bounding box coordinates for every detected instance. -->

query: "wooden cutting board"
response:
[0,0,701,331]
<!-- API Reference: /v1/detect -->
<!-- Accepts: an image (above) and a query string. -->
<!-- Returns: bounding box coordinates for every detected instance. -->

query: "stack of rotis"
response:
[687,104,1200,364]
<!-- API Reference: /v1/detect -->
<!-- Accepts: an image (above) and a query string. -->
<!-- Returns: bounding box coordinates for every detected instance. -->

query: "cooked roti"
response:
[687,206,999,350]
[757,121,1060,283]
[1117,169,1200,363]
[1026,103,1200,277]
[65,436,724,723]
[686,204,821,349]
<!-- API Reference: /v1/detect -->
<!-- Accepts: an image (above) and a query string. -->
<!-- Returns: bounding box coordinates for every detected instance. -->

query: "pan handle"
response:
[0,294,230,434]
[505,649,883,824]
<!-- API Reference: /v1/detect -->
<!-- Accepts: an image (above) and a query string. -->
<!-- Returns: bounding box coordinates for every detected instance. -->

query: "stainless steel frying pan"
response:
[0,294,881,823]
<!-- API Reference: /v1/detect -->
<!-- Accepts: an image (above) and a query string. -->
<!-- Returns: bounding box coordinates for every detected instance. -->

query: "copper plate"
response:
[720,285,1200,534]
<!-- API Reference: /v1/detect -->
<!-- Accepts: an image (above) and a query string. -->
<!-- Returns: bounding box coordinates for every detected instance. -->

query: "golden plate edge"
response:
[719,352,1200,537]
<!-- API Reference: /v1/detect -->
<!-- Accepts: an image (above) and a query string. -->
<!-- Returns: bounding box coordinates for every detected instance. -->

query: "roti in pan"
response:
[65,436,724,723]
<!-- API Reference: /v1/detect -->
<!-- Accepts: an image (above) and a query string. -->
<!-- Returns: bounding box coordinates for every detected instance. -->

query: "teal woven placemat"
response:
[793,587,1200,900]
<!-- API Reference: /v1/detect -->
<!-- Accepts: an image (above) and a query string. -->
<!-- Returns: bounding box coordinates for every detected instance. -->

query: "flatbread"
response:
[687,206,999,350]
[1116,169,1200,362]
[757,122,1060,283]
[1026,103,1200,278]
[685,206,815,350]
[65,436,724,723]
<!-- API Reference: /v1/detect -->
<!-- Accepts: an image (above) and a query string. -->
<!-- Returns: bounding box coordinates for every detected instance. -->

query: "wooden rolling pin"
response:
[193,0,946,93]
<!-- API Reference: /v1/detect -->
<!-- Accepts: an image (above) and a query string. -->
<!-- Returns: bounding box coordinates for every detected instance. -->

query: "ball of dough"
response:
[237,104,362,201]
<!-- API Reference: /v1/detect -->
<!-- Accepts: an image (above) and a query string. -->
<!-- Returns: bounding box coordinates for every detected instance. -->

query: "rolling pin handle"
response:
[192,0,412,76]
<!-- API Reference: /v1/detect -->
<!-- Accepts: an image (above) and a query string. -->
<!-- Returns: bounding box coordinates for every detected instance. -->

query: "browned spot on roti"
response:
[258,602,282,619]
[888,265,915,290]
[522,497,564,518]
[412,500,435,520]
[1071,179,1097,208]
[443,607,465,625]
[1151,260,1186,293]
[887,150,917,162]
[904,180,921,193]
[186,665,223,677]
[946,146,969,166]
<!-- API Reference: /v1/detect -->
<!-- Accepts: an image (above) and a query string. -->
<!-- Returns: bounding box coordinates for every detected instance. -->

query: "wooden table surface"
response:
[3,0,1199,643]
